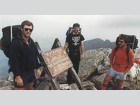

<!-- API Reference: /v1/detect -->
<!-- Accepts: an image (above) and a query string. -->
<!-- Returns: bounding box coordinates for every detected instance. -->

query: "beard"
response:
[23,33,31,38]
[118,44,125,48]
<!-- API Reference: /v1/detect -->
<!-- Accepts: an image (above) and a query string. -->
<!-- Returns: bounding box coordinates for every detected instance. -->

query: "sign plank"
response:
[41,47,73,77]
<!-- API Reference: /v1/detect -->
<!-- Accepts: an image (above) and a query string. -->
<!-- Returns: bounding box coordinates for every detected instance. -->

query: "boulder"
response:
[90,73,107,89]
[79,48,111,81]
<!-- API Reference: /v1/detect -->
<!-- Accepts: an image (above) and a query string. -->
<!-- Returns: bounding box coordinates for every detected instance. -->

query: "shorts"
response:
[108,68,126,80]
[14,70,36,88]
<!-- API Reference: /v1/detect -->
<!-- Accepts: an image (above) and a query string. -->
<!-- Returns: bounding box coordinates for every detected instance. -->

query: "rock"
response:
[8,72,14,82]
[126,63,139,81]
[90,73,107,89]
[2,47,140,90]
[79,58,97,81]
[79,48,111,81]
[0,86,14,90]
[59,81,97,90]
[81,80,97,90]
[60,84,70,90]
[56,71,67,84]
[123,72,140,90]
[97,64,110,74]
[0,77,13,88]
[34,76,52,90]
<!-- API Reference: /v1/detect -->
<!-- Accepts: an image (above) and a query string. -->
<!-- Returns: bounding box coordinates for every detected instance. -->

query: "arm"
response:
[35,53,41,78]
[80,41,84,55]
[80,41,84,61]
[110,48,115,68]
[124,49,134,74]
[64,42,68,50]
[33,41,41,78]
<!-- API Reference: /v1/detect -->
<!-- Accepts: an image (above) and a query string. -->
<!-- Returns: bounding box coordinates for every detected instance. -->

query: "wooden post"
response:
[35,38,83,90]
[35,41,60,90]
[70,67,84,90]
[51,38,62,49]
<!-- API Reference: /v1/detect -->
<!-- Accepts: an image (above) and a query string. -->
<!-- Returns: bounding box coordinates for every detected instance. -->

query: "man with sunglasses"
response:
[101,36,134,90]
[9,20,41,90]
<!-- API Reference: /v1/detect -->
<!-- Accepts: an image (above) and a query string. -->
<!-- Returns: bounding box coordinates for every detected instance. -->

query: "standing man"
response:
[101,36,134,90]
[10,20,41,90]
[64,23,85,84]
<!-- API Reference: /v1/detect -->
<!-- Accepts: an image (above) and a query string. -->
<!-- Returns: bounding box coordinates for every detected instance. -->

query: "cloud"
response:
[0,15,140,49]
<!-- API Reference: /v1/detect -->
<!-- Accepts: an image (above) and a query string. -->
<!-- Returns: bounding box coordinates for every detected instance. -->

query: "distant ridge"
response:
[84,38,115,51]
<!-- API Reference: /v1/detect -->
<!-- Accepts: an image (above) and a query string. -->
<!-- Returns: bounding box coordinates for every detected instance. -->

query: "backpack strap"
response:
[12,37,23,51]
[126,46,130,62]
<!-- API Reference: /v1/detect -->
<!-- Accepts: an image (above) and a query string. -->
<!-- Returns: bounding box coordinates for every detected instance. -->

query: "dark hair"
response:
[119,34,129,43]
[73,23,80,28]
[21,20,34,30]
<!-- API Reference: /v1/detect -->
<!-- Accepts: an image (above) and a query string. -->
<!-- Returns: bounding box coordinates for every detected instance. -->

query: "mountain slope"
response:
[84,38,115,51]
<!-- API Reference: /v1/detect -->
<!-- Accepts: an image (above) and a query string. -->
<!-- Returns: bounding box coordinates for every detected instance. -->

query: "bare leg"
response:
[101,74,113,90]
[15,82,34,90]
[116,80,124,90]
[15,88,25,90]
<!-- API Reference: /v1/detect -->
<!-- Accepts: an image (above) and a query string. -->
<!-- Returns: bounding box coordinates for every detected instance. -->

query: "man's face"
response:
[22,25,33,38]
[73,27,80,35]
[118,39,126,48]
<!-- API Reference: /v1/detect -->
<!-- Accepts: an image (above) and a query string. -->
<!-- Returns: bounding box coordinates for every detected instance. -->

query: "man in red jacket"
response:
[101,36,134,90]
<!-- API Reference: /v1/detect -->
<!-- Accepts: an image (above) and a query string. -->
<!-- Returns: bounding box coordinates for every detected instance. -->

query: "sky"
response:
[0,3,140,103]
[0,15,140,51]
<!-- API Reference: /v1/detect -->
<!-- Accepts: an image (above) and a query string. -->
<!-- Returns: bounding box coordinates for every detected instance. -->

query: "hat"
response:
[73,23,80,28]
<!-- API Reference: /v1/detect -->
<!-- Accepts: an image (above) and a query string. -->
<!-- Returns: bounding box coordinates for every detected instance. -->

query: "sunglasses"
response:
[24,28,33,32]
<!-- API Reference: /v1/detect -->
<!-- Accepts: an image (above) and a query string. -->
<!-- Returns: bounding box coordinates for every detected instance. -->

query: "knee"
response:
[104,75,112,83]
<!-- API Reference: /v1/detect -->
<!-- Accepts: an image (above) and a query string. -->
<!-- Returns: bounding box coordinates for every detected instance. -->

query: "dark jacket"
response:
[9,37,40,77]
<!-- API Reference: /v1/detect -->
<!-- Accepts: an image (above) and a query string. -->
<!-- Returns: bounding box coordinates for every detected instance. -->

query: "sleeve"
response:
[66,35,70,43]
[34,46,41,69]
[9,39,20,77]
[80,35,85,41]
[31,39,40,69]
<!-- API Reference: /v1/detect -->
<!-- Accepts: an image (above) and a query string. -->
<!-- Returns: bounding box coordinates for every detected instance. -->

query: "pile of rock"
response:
[1,48,140,90]
[0,76,14,90]
[79,48,111,81]
[78,48,140,90]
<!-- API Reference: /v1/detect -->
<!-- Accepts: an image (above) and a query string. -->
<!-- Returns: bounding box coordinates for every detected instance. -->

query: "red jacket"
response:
[110,47,134,73]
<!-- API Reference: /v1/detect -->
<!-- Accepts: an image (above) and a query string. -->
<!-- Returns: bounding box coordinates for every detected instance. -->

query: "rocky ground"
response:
[1,48,140,90]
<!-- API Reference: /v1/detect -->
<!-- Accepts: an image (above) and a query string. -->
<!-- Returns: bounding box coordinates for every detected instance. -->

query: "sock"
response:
[101,86,107,90]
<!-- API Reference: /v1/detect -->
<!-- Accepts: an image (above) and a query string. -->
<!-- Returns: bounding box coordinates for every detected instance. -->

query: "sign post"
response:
[36,38,84,90]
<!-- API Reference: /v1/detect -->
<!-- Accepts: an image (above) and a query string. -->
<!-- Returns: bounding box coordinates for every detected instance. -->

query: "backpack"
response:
[115,34,138,62]
[116,34,138,51]
[66,27,82,36]
[0,25,22,58]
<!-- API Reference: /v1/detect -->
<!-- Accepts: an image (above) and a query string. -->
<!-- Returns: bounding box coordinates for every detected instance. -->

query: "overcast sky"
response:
[0,15,140,51]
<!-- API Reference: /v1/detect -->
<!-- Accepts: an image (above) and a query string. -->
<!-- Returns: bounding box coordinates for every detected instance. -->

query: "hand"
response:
[36,69,41,78]
[15,76,24,86]
[124,69,130,74]
[80,53,84,61]
[124,71,128,74]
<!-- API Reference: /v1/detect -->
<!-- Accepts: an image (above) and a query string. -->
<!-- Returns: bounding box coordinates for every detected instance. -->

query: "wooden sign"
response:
[41,47,73,77]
